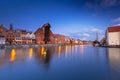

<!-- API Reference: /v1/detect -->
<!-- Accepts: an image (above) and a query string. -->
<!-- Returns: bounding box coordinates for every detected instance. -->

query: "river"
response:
[0,45,120,80]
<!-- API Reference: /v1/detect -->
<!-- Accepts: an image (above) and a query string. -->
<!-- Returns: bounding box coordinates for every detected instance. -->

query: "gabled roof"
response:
[0,25,7,31]
[108,26,120,32]
[34,27,43,34]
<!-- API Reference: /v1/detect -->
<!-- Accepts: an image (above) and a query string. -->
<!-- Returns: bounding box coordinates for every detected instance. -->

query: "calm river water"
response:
[0,45,120,80]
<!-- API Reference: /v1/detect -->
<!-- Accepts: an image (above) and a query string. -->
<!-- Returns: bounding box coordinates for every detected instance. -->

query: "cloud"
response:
[85,0,120,9]
[112,17,120,23]
[114,24,120,26]
[91,27,103,33]
[68,27,104,41]
[112,17,120,26]
[83,33,90,37]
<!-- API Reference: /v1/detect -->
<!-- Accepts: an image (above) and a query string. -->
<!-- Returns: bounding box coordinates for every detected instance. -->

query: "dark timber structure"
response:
[44,23,51,44]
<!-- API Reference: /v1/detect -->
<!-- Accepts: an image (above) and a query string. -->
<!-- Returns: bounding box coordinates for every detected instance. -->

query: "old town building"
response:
[15,29,22,44]
[106,26,120,46]
[34,23,54,44]
[0,23,68,45]
[0,25,6,44]
[54,34,65,44]
[25,32,35,44]
[6,24,15,44]
[0,25,7,37]
[21,30,27,44]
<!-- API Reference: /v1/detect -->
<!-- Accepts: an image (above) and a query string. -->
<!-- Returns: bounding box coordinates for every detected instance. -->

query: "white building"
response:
[106,26,120,46]
[25,32,35,44]
[0,37,5,44]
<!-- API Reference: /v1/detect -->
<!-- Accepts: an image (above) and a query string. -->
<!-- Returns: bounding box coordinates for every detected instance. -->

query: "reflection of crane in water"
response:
[35,46,53,70]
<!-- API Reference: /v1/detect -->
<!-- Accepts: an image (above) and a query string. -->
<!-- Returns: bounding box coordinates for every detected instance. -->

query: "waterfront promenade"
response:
[0,44,66,49]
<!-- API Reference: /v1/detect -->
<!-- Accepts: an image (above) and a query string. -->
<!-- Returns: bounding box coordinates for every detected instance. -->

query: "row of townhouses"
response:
[0,23,82,45]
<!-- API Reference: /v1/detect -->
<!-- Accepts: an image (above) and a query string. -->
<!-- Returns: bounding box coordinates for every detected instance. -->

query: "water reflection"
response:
[65,45,68,57]
[80,45,84,54]
[29,48,33,59]
[58,46,61,58]
[10,49,16,62]
[33,46,54,69]
[107,48,120,79]
[0,46,120,80]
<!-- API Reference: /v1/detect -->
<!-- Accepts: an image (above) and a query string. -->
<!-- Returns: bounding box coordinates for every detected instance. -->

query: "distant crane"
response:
[93,31,100,47]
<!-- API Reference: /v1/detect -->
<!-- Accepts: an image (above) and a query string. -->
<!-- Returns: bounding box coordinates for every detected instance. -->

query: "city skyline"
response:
[1,0,120,40]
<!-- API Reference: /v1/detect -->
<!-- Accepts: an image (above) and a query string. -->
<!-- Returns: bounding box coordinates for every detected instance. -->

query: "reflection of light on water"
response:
[72,45,75,54]
[41,47,47,60]
[66,45,68,57]
[58,46,61,58]
[29,48,33,59]
[80,45,84,54]
[10,49,16,62]
[41,47,47,55]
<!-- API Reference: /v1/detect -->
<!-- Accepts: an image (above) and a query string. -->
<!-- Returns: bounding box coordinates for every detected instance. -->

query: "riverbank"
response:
[0,44,66,49]
[101,45,120,48]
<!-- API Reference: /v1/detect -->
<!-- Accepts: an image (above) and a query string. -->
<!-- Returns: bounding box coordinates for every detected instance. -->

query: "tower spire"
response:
[96,31,98,41]
[9,24,13,30]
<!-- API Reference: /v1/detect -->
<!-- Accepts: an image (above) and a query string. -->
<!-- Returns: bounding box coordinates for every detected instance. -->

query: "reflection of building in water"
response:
[58,46,61,58]
[10,49,16,62]
[41,46,47,55]
[57,46,66,58]
[0,50,6,66]
[34,47,55,69]
[71,45,75,54]
[29,48,33,59]
[107,48,120,75]
[65,45,68,57]
[80,45,84,54]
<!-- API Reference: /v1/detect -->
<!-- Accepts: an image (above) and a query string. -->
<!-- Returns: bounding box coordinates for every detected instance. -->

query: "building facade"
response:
[54,34,65,44]
[0,37,6,44]
[25,32,35,44]
[15,29,22,44]
[106,26,120,46]
[6,24,15,44]
[0,25,6,44]
[35,23,54,44]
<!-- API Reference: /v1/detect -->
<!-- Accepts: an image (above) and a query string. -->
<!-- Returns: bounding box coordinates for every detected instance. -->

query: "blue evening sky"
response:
[0,0,120,40]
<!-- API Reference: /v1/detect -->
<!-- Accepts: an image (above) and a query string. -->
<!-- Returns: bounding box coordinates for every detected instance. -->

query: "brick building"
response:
[35,23,54,44]
[54,34,65,44]
[6,24,15,44]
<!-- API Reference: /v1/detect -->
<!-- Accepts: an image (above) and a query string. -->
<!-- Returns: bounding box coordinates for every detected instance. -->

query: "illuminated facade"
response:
[54,34,65,44]
[0,23,69,45]
[0,25,6,44]
[6,24,15,44]
[107,26,120,46]
[34,23,54,44]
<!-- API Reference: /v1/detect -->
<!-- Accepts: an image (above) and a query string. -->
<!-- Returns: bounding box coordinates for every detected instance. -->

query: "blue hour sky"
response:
[0,0,120,40]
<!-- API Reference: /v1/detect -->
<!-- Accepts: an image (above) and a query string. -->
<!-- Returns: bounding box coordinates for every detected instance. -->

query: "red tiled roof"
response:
[108,26,120,32]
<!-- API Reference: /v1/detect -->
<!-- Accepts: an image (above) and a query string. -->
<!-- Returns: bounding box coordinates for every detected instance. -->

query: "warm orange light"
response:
[10,49,16,62]
[58,46,61,58]
[41,46,47,55]
[29,48,33,59]
[66,45,68,57]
